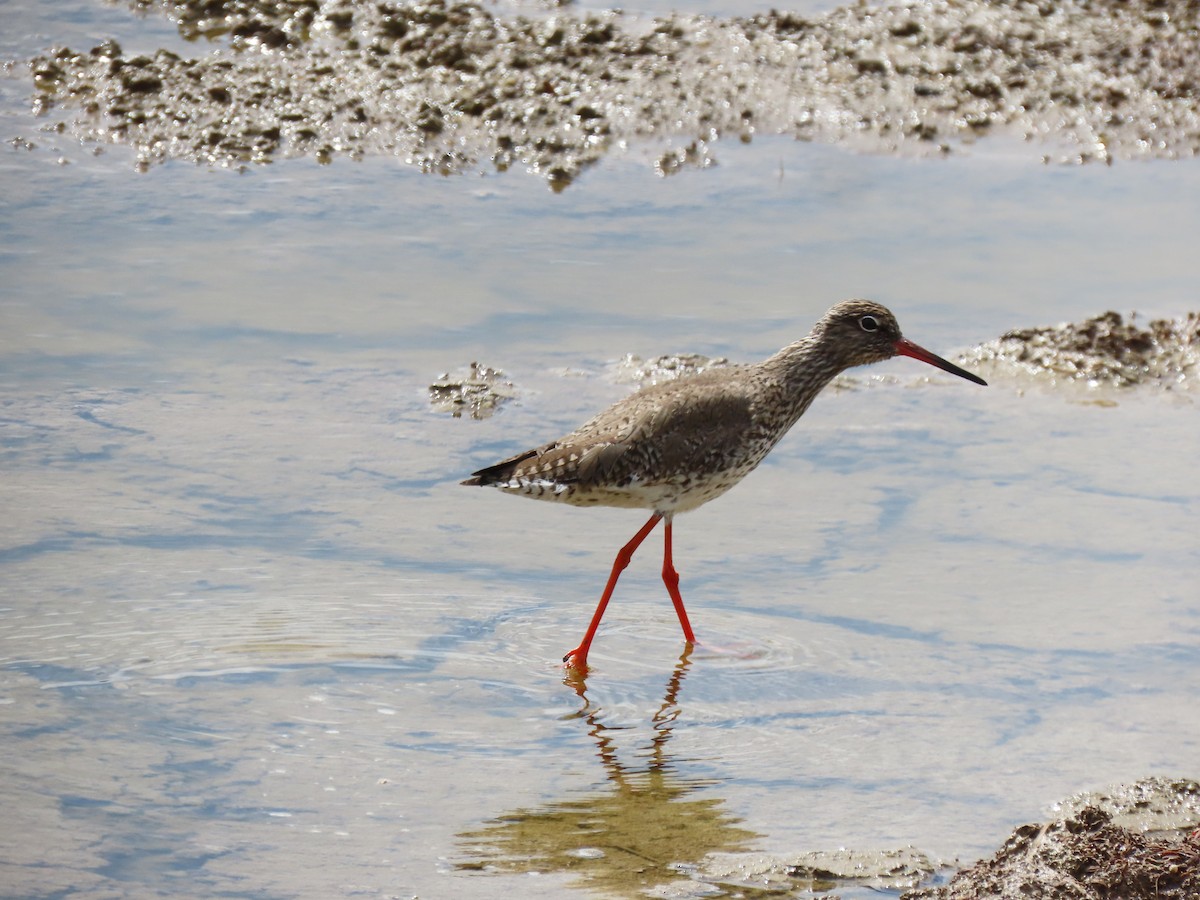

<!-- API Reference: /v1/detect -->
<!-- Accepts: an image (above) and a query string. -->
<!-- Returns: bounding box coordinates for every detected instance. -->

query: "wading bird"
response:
[463,299,987,671]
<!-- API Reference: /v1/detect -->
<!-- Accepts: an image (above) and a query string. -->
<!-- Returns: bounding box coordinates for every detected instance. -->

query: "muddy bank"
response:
[906,778,1200,900]
[686,779,1200,898]
[963,309,1200,390]
[25,0,1200,185]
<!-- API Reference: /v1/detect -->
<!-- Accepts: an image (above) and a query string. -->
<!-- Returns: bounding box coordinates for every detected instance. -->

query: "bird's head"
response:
[817,299,987,385]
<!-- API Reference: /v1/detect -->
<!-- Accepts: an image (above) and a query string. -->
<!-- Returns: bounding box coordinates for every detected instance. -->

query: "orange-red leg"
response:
[564,513,662,670]
[661,517,696,644]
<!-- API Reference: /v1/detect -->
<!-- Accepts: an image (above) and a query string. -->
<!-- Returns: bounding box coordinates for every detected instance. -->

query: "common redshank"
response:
[463,299,987,670]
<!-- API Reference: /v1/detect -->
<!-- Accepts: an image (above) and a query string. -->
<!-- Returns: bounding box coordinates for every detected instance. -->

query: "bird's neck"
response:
[761,336,847,421]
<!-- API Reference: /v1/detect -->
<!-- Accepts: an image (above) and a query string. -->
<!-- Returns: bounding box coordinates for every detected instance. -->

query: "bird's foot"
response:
[562,646,589,673]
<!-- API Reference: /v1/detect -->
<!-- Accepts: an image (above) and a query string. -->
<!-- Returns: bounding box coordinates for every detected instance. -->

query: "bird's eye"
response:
[859,315,880,332]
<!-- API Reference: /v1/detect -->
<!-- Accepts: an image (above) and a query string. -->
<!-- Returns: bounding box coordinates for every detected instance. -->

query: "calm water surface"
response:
[2,3,1199,898]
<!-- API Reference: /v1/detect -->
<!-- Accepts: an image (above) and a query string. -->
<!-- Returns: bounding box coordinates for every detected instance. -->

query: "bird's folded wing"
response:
[573,386,756,486]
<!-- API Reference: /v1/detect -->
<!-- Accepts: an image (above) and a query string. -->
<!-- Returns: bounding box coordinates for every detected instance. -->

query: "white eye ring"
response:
[859,315,880,332]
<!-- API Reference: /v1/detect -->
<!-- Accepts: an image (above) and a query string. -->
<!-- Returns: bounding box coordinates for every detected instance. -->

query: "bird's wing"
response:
[463,373,760,489]
[572,380,757,486]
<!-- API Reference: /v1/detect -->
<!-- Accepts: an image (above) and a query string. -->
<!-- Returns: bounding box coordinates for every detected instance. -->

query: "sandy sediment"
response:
[25,0,1200,185]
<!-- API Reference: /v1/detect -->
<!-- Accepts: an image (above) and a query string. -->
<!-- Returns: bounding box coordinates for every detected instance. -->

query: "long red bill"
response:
[894,338,987,386]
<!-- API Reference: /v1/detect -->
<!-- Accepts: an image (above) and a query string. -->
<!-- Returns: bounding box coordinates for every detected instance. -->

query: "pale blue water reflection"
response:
[3,4,1200,897]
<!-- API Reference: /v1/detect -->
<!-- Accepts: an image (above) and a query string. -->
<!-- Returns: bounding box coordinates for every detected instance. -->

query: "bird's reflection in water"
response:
[457,648,761,897]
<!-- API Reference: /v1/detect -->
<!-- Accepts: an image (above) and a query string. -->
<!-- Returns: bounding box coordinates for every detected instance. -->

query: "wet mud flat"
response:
[24,0,1200,185]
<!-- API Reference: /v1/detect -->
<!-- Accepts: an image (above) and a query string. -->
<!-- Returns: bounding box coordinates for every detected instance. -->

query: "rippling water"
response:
[3,3,1199,898]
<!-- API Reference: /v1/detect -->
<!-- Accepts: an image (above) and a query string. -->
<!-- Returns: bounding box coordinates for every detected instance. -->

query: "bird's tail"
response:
[460,447,540,486]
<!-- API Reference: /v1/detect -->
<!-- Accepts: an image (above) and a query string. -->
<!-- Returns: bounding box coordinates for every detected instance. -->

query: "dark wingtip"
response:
[462,447,540,488]
[462,464,506,487]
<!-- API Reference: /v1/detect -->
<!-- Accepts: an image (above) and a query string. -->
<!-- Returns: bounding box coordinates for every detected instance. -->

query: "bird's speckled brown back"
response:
[463,299,913,514]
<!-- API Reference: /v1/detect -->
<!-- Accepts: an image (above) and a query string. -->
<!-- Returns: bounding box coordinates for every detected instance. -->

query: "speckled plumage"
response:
[464,300,964,512]
[462,299,986,670]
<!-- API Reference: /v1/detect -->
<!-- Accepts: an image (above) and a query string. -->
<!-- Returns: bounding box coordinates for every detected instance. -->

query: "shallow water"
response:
[3,3,1200,899]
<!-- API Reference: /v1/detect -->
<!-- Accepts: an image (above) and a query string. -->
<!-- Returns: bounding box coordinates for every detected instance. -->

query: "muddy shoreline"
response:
[905,778,1200,900]
[24,0,1200,185]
